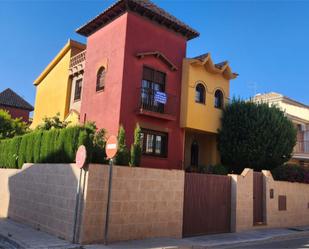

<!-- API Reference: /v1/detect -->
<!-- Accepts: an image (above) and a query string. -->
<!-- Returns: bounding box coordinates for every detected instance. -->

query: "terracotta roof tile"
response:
[76,0,199,40]
[0,88,34,111]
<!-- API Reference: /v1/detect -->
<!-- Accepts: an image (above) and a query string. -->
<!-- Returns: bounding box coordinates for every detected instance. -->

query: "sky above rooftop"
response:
[0,0,308,107]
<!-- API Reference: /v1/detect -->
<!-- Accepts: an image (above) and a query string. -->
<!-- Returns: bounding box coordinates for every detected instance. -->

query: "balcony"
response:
[294,140,309,154]
[137,88,177,121]
[69,50,86,75]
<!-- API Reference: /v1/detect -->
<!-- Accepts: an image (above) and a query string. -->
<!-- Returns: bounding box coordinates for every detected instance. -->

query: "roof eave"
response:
[187,57,238,80]
[0,103,34,112]
[76,0,199,40]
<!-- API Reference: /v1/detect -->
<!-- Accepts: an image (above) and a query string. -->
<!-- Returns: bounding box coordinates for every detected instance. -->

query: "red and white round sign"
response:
[106,135,118,159]
[75,145,87,169]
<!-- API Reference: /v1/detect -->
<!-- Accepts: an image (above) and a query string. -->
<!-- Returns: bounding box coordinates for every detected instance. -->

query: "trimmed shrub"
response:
[114,125,130,166]
[33,131,43,163]
[218,99,297,173]
[130,124,142,167]
[0,136,22,168]
[0,125,94,169]
[271,163,309,183]
[91,128,107,164]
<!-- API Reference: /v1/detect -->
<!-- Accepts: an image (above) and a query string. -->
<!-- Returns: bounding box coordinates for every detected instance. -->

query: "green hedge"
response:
[0,126,94,169]
[272,163,309,184]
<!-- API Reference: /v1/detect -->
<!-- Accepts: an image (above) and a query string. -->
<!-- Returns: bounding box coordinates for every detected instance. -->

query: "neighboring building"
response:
[253,92,309,166]
[31,39,86,128]
[181,54,238,169]
[31,0,237,169]
[0,88,34,123]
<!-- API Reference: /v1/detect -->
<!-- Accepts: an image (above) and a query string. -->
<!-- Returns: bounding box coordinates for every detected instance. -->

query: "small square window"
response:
[141,129,168,158]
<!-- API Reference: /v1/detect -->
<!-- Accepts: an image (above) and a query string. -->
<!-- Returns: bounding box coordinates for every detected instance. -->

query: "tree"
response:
[130,123,142,166]
[86,121,107,163]
[36,113,70,130]
[217,99,297,173]
[0,109,28,139]
[115,125,130,165]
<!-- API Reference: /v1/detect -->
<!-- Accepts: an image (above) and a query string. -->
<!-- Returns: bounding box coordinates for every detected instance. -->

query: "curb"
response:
[210,230,309,248]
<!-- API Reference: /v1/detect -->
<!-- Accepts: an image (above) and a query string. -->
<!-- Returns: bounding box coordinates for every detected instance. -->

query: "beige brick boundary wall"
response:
[0,164,80,241]
[230,168,253,232]
[2,164,309,244]
[79,164,185,244]
[232,168,309,232]
[263,170,309,228]
[0,168,20,218]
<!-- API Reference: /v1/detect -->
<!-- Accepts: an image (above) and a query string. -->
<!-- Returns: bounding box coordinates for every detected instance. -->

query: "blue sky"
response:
[0,0,308,106]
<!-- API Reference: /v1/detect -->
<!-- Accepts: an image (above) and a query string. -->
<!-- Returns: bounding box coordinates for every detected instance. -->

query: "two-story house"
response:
[181,54,238,169]
[31,0,237,169]
[253,92,309,166]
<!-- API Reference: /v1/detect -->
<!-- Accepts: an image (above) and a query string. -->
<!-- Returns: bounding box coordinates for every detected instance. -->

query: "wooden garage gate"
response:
[183,173,231,237]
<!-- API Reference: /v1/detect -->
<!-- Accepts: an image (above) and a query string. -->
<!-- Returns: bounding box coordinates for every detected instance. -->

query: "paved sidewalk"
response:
[84,228,309,249]
[1,218,309,249]
[0,218,80,249]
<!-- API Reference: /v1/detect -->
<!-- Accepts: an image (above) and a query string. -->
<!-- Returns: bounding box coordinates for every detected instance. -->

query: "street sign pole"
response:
[104,158,113,245]
[72,145,87,243]
[104,135,118,245]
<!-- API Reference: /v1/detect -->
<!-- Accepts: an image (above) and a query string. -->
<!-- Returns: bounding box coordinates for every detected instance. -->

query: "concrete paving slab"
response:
[0,219,80,249]
[1,218,309,249]
[83,228,308,249]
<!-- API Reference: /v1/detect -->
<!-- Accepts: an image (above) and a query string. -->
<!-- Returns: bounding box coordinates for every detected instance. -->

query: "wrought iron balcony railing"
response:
[138,88,177,118]
[294,140,309,154]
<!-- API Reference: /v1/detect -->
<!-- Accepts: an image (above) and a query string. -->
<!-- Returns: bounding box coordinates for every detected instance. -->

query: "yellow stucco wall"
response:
[64,110,80,125]
[31,40,85,128]
[31,51,71,128]
[180,59,230,134]
[184,130,220,168]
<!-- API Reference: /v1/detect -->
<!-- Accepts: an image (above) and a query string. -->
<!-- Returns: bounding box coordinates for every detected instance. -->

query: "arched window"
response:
[96,67,105,92]
[214,89,224,109]
[195,83,205,104]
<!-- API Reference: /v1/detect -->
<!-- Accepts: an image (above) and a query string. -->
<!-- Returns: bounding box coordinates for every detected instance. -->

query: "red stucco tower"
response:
[77,0,199,169]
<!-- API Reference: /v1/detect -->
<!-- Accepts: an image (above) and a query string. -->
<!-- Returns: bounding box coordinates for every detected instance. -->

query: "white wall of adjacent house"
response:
[280,102,309,123]
[304,129,309,152]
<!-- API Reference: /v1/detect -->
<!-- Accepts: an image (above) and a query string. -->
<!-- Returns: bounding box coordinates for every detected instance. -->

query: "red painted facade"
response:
[0,105,31,123]
[80,14,128,136]
[80,13,186,169]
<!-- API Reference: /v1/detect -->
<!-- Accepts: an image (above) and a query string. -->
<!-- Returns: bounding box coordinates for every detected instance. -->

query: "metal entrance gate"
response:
[253,172,264,224]
[183,173,231,237]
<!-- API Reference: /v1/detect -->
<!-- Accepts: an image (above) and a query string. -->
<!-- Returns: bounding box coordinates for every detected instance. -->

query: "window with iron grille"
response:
[141,129,168,157]
[214,89,224,109]
[141,66,166,113]
[96,67,106,92]
[195,83,206,104]
[74,79,82,101]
